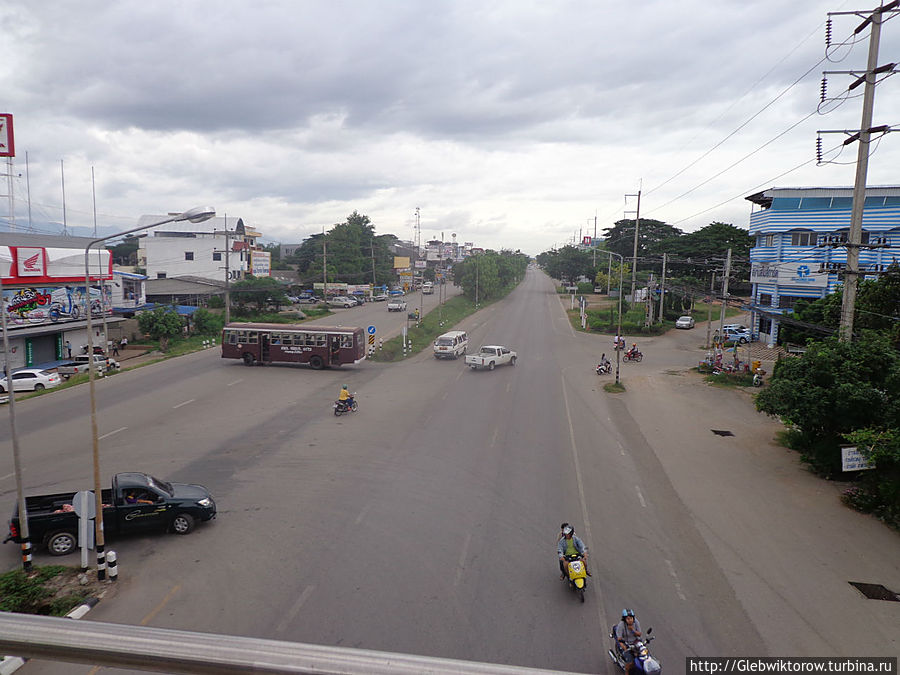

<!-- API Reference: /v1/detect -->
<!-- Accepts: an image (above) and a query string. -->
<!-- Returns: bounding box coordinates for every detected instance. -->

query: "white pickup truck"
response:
[387,298,408,312]
[58,354,120,378]
[465,345,517,371]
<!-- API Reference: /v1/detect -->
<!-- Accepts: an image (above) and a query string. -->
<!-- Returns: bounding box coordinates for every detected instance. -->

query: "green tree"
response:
[601,219,683,259]
[453,250,528,303]
[137,306,184,352]
[755,332,900,475]
[192,308,224,335]
[231,276,290,312]
[535,245,595,283]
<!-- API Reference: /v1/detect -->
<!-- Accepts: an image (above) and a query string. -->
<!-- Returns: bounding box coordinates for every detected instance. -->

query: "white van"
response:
[433,330,468,359]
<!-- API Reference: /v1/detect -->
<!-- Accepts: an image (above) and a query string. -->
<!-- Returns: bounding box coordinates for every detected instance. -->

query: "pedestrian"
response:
[111,341,119,357]
[120,336,128,350]
[65,340,72,359]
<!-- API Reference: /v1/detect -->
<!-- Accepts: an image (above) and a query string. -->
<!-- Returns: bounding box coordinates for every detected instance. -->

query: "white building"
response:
[137,215,261,282]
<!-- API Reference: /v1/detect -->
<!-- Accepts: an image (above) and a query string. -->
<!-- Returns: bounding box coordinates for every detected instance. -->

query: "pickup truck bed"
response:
[465,346,517,370]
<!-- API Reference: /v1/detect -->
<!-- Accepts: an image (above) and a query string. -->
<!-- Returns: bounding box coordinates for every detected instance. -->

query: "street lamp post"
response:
[83,206,214,580]
[594,248,625,385]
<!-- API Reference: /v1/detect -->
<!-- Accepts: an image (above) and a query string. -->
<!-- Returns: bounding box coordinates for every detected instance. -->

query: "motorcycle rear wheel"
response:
[578,588,585,603]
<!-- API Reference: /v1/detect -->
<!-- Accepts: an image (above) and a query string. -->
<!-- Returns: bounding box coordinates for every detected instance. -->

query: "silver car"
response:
[675,316,695,329]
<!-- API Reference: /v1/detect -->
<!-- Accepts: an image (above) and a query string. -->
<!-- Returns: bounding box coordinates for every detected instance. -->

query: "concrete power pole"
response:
[658,252,667,323]
[838,4,891,341]
[628,189,641,301]
[718,248,732,336]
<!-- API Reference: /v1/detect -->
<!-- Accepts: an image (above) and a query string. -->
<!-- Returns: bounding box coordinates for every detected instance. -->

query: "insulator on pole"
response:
[825,17,832,47]
[820,75,827,103]
[816,135,823,164]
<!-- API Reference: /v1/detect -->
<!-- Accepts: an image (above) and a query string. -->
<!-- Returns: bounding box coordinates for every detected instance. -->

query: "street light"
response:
[83,206,214,580]
[594,248,625,385]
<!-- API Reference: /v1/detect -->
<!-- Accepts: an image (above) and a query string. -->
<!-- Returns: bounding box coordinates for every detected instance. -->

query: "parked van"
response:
[433,330,468,359]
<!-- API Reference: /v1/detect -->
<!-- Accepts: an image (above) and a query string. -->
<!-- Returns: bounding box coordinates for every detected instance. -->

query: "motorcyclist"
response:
[557,523,591,579]
[625,343,639,358]
[337,384,355,409]
[614,609,643,674]
[598,353,611,372]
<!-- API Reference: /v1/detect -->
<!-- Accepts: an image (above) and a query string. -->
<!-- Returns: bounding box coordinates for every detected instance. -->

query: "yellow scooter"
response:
[563,553,588,603]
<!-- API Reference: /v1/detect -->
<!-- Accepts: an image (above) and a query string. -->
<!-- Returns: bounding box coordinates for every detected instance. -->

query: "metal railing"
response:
[0,612,588,675]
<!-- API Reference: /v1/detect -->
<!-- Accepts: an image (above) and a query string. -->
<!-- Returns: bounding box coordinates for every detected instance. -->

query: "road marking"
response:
[99,426,127,441]
[490,426,499,448]
[140,584,182,626]
[665,558,688,601]
[0,473,13,481]
[227,379,243,387]
[354,504,371,525]
[173,399,195,409]
[454,532,472,587]
[635,485,646,508]
[275,585,315,634]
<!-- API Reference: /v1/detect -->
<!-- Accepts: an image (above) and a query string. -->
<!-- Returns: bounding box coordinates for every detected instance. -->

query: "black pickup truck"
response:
[4,472,217,556]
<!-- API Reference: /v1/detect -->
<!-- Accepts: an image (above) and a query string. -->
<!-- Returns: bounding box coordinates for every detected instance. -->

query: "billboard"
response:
[2,284,110,328]
[750,261,827,288]
[393,256,410,269]
[0,114,14,157]
[250,250,271,277]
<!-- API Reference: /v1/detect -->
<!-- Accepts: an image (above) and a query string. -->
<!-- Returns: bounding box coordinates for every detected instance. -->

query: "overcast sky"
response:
[2,0,898,255]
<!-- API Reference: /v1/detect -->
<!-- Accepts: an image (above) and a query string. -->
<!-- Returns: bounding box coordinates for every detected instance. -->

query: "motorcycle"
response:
[608,626,661,674]
[613,338,626,350]
[561,553,588,603]
[333,396,359,416]
[623,349,643,362]
[596,362,612,375]
[752,368,765,387]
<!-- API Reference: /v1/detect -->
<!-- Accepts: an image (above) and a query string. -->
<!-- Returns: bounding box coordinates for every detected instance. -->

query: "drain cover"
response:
[849,582,899,601]
[711,430,734,437]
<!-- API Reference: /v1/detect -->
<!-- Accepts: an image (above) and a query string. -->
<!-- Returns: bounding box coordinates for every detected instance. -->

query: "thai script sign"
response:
[750,261,827,287]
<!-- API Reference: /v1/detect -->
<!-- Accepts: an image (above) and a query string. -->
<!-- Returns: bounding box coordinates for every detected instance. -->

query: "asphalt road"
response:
[3,269,898,674]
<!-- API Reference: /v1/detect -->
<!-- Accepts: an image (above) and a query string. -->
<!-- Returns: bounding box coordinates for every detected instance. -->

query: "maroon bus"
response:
[221,323,366,369]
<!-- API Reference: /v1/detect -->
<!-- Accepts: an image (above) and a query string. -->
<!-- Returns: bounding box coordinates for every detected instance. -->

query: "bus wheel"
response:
[243,353,256,366]
[309,355,324,370]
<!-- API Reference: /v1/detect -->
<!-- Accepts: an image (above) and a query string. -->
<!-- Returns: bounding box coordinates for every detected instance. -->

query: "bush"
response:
[192,308,224,335]
[576,282,594,294]
[207,296,225,309]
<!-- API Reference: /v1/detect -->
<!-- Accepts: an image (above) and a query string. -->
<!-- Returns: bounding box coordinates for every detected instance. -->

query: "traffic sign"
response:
[367,325,376,335]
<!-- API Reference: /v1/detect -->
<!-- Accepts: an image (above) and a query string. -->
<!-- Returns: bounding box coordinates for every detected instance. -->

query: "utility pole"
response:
[627,188,641,301]
[706,270,716,349]
[214,215,233,323]
[322,227,327,300]
[658,252,667,323]
[718,248,732,337]
[834,3,895,341]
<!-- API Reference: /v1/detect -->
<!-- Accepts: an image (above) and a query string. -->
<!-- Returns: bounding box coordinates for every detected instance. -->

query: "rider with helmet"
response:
[556,522,591,579]
[338,384,354,409]
[614,609,643,674]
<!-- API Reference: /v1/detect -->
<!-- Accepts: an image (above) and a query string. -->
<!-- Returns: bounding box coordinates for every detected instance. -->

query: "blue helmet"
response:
[621,609,635,618]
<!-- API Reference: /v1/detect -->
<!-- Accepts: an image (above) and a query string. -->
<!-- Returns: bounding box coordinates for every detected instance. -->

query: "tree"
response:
[453,250,528,303]
[230,276,290,312]
[536,246,595,283]
[137,306,184,352]
[755,332,900,475]
[192,308,224,335]
[601,219,683,259]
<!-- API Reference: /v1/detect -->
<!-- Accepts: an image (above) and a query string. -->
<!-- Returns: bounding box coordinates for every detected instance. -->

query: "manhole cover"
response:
[711,430,734,437]
[849,582,899,601]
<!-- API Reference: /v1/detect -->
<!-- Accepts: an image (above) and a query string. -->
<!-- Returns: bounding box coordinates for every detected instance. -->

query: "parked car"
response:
[327,296,355,308]
[675,316,695,329]
[58,353,120,378]
[723,324,748,332]
[297,295,320,304]
[372,293,389,302]
[723,327,754,344]
[0,368,63,393]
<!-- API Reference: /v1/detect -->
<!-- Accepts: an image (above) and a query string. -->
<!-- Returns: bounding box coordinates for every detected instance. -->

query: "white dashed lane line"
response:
[173,399,195,409]
[99,427,128,440]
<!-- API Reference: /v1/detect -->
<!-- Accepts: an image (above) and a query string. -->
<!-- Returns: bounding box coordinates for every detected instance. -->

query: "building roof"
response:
[145,276,227,295]
[0,232,97,248]
[746,186,900,208]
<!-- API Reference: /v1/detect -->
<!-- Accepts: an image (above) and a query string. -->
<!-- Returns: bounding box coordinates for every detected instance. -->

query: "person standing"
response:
[65,340,72,359]
[120,336,128,351]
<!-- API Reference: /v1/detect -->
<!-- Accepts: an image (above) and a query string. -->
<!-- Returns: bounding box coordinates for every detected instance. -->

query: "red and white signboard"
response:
[16,248,45,276]
[0,114,14,158]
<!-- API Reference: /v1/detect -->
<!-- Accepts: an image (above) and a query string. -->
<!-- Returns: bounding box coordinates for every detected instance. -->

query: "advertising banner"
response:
[0,114,14,157]
[250,250,271,277]
[750,261,827,288]
[2,284,110,328]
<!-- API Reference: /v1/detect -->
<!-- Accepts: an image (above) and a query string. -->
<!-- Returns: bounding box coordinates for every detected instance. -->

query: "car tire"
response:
[33,383,44,391]
[243,353,256,366]
[309,355,324,370]
[488,362,495,371]
[510,356,517,366]
[46,530,77,556]
[171,512,196,535]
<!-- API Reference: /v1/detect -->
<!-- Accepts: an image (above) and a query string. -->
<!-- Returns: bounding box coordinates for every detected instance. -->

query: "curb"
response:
[0,595,102,674]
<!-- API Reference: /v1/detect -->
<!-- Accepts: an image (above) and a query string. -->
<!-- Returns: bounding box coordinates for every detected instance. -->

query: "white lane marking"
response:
[490,426,499,448]
[173,399,195,409]
[275,585,315,634]
[454,532,472,587]
[635,485,647,508]
[354,504,371,525]
[665,558,688,601]
[0,473,14,481]
[99,427,128,441]
[227,379,243,387]
[561,374,609,627]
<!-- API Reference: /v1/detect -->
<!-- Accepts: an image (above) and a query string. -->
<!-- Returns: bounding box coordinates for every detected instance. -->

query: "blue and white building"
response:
[747,186,900,345]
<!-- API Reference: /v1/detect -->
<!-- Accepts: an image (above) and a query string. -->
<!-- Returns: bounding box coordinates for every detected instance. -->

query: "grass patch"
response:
[0,565,91,616]
[370,288,516,362]
[703,371,754,388]
[603,381,626,393]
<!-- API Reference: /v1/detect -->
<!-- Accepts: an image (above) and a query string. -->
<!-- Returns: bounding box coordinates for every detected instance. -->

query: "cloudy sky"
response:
[2,0,898,255]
